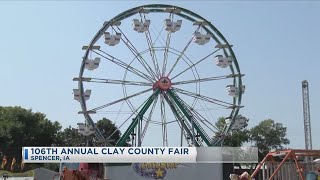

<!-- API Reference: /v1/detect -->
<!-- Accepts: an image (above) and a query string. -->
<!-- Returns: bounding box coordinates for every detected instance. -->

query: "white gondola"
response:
[225,119,231,126]
[77,123,95,136]
[226,57,233,67]
[173,20,182,32]
[84,90,91,101]
[204,33,211,43]
[225,118,247,130]
[85,57,100,70]
[132,19,141,31]
[141,20,151,32]
[226,85,245,97]
[73,89,81,101]
[193,32,202,44]
[104,32,121,46]
[164,19,172,31]
[73,89,91,101]
[215,55,232,68]
[232,117,247,130]
[193,32,211,45]
[241,85,246,94]
[231,123,242,130]
[226,85,237,97]
[214,55,225,67]
[132,19,150,33]
[163,19,182,32]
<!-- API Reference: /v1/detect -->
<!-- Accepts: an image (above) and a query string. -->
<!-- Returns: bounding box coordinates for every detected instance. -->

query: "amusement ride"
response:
[73,4,245,148]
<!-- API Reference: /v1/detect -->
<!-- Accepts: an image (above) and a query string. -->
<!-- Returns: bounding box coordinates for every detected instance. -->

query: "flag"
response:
[11,157,16,171]
[1,156,7,169]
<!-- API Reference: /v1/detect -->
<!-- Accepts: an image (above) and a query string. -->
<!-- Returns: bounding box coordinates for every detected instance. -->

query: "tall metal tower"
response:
[302,80,312,151]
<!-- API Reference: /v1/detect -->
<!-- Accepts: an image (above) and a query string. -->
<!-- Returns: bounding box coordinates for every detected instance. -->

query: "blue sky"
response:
[0,1,319,149]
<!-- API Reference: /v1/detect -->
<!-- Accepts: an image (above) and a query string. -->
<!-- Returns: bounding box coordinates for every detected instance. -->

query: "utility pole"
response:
[302,80,313,168]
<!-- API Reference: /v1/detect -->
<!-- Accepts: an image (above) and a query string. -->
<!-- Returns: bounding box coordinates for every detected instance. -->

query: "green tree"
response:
[54,126,87,146]
[94,118,122,146]
[0,106,61,171]
[55,118,123,147]
[250,119,290,156]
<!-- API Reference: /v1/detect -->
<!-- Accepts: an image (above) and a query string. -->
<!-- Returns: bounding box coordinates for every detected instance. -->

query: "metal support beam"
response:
[167,89,211,146]
[269,152,291,179]
[116,89,160,146]
[163,94,199,147]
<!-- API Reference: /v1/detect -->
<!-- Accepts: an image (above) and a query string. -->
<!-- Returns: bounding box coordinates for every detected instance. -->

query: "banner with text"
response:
[22,147,257,163]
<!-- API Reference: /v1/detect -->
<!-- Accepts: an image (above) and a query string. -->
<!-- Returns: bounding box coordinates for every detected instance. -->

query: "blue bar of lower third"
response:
[24,148,28,160]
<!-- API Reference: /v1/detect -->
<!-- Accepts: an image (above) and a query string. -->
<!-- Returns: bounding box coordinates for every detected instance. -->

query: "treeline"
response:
[214,116,290,156]
[0,106,121,172]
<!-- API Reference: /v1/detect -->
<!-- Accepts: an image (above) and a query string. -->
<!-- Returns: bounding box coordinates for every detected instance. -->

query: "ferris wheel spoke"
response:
[162,93,192,146]
[172,74,239,86]
[167,89,212,146]
[116,89,161,146]
[88,88,153,112]
[177,99,220,138]
[106,113,135,141]
[172,87,234,108]
[114,26,157,80]
[105,92,156,142]
[145,32,161,78]
[166,26,201,77]
[141,14,161,78]
[182,101,220,132]
[141,95,159,142]
[74,77,152,86]
[171,48,222,80]
[162,32,171,77]
[162,13,175,77]
[92,49,154,82]
[192,112,219,133]
[151,26,165,47]
[160,93,168,146]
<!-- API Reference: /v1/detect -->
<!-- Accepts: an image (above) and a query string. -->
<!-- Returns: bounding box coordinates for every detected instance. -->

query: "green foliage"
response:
[54,118,123,147]
[54,126,87,146]
[216,117,290,172]
[215,116,290,159]
[96,118,121,146]
[250,119,290,156]
[0,106,127,173]
[0,106,61,160]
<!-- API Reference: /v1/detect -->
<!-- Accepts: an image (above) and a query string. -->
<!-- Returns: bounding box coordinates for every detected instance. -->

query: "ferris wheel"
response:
[73,4,245,147]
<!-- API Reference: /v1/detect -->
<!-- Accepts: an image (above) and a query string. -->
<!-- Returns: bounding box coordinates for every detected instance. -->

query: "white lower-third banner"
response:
[22,147,197,163]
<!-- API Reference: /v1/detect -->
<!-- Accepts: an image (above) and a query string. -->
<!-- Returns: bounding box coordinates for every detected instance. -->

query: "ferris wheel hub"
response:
[153,77,172,91]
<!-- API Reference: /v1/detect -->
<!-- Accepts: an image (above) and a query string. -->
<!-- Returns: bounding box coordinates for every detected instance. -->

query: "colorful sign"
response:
[132,163,179,179]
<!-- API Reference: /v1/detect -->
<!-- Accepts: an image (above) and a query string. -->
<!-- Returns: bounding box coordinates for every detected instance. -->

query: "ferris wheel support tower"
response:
[302,80,312,151]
